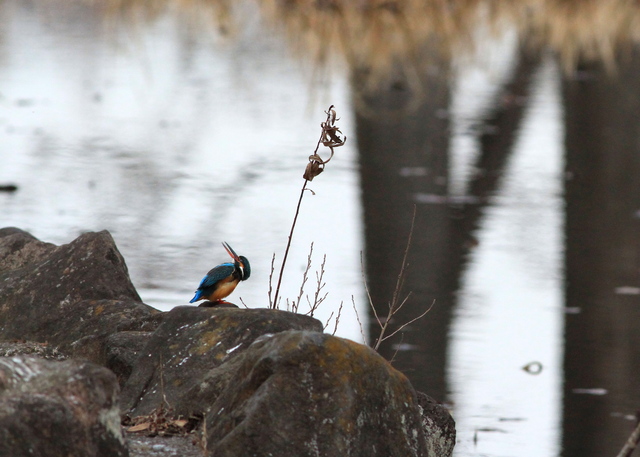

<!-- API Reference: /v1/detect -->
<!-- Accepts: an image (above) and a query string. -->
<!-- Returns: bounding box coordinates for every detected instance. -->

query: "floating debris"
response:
[564,307,582,314]
[522,361,543,375]
[572,388,608,395]
[615,287,640,295]
[0,184,18,192]
[399,167,429,177]
[391,343,420,351]
[413,193,483,205]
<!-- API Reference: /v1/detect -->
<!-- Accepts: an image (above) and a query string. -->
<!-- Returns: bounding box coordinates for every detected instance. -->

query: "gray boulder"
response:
[120,306,324,418]
[0,355,127,457]
[121,305,455,457]
[204,330,454,457]
[0,228,162,375]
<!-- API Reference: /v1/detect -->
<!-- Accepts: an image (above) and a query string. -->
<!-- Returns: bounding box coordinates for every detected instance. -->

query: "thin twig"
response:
[200,413,207,454]
[360,251,382,327]
[324,310,335,330]
[390,207,415,312]
[616,412,640,457]
[307,254,328,316]
[375,315,391,351]
[331,301,344,335]
[159,354,170,409]
[395,291,413,315]
[268,253,276,309]
[351,295,367,345]
[381,299,435,343]
[389,333,406,364]
[293,243,314,313]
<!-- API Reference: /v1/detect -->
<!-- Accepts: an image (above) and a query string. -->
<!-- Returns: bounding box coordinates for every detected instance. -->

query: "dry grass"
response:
[527,0,640,72]
[30,0,640,76]
[258,0,640,78]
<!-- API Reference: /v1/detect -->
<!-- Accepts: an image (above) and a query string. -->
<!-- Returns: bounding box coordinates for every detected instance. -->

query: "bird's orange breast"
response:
[206,276,240,301]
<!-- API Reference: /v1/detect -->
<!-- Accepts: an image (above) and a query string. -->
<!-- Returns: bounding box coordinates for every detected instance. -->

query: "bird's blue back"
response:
[189,263,235,303]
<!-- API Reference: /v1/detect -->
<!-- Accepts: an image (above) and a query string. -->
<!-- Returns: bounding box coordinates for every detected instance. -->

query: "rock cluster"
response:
[0,228,456,457]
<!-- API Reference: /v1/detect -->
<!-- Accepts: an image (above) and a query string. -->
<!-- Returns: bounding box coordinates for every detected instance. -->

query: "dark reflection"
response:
[561,46,640,457]
[356,45,541,400]
[354,54,452,399]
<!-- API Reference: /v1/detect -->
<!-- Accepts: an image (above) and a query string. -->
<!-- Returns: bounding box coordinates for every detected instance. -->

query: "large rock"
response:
[120,306,324,418]
[0,228,162,368]
[204,330,453,457]
[0,355,127,457]
[105,331,156,387]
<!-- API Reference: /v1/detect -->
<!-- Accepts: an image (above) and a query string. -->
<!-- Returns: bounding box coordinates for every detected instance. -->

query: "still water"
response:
[1,2,639,456]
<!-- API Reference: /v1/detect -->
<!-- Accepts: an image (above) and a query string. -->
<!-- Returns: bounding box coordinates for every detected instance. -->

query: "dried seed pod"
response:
[303,160,324,181]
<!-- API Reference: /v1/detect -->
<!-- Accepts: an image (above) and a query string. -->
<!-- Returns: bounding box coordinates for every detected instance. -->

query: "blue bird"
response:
[189,242,251,304]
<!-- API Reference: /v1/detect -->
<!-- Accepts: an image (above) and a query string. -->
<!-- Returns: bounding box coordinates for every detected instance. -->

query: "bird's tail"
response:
[189,290,203,303]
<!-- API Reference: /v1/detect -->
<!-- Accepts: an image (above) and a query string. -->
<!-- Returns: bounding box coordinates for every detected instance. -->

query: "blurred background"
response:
[1,1,640,456]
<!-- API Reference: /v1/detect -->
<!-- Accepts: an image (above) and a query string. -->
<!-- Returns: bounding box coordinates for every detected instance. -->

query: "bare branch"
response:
[360,251,382,327]
[389,333,405,364]
[324,310,335,328]
[268,253,276,309]
[307,254,328,317]
[381,299,435,343]
[351,295,367,345]
[390,206,416,311]
[616,411,640,457]
[293,243,314,313]
[373,206,417,351]
[395,291,413,314]
[331,301,344,335]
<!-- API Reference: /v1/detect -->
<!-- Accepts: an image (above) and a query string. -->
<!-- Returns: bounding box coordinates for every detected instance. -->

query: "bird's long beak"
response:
[222,241,241,262]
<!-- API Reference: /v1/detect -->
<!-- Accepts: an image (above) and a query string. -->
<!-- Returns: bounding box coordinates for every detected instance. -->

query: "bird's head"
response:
[238,255,251,280]
[222,242,251,281]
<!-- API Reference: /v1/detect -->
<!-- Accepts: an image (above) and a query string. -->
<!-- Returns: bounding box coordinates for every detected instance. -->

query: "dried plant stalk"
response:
[272,105,345,307]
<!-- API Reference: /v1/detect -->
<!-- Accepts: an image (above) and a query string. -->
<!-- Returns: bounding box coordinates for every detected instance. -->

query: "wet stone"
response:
[0,355,127,457]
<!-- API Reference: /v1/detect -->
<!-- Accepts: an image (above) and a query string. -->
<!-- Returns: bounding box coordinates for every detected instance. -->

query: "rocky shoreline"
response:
[0,227,455,457]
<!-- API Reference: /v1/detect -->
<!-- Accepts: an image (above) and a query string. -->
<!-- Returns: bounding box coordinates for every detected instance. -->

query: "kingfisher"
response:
[189,242,251,304]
